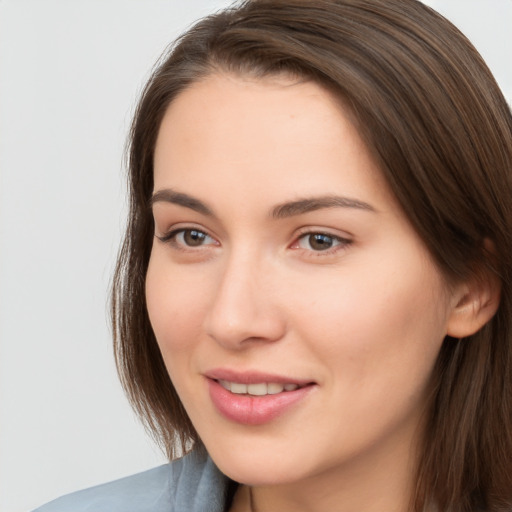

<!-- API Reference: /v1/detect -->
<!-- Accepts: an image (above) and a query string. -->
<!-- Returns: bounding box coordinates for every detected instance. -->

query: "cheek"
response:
[145,250,209,353]
[284,253,450,380]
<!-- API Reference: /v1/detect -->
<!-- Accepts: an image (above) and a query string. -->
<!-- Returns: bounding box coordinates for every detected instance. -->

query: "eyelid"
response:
[155,222,352,256]
[290,227,353,255]
[156,224,219,248]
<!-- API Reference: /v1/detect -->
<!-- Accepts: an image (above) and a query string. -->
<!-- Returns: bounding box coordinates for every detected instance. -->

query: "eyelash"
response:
[292,230,352,255]
[156,227,352,256]
[156,228,218,250]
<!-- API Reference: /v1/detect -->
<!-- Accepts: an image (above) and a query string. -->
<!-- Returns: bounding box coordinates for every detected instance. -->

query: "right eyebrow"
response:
[150,189,214,217]
[271,195,376,219]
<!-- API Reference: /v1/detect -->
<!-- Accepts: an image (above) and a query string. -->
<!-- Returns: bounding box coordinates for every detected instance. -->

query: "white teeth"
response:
[230,382,248,394]
[267,383,285,394]
[247,383,267,396]
[218,380,301,395]
[219,380,231,391]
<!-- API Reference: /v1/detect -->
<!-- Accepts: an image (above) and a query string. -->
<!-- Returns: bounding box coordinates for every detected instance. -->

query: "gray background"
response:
[0,1,510,511]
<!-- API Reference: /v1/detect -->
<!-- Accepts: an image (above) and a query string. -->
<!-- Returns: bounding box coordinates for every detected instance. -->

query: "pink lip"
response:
[205,369,316,426]
[205,368,313,386]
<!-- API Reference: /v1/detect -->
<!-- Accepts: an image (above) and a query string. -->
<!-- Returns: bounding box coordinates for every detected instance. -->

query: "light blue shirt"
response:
[33,450,232,512]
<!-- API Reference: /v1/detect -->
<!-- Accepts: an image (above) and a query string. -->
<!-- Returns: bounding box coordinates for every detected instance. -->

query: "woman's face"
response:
[146,73,459,487]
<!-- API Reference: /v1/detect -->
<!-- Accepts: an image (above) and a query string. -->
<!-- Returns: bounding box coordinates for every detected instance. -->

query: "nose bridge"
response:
[205,245,285,348]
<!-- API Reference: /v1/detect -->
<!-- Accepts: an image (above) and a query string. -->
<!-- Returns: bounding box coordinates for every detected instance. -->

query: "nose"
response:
[204,251,286,350]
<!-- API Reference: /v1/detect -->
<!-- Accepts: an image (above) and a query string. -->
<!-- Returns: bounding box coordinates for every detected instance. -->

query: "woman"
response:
[35,0,512,511]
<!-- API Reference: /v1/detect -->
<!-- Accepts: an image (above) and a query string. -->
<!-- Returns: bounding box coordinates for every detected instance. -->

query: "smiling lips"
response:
[206,371,315,425]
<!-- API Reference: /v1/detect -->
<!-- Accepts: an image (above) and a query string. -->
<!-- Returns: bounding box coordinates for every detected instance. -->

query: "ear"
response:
[446,244,501,338]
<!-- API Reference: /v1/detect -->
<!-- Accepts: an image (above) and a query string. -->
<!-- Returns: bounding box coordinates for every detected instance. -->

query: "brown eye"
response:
[296,232,349,253]
[308,234,334,250]
[157,228,217,248]
[299,233,336,251]
[182,229,207,246]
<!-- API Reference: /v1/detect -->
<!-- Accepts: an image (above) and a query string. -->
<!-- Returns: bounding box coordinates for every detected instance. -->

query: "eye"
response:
[177,229,213,247]
[157,228,217,248]
[294,232,350,253]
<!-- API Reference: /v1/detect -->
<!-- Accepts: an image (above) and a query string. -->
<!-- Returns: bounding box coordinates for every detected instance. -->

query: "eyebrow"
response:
[150,189,214,216]
[150,188,376,218]
[272,195,376,218]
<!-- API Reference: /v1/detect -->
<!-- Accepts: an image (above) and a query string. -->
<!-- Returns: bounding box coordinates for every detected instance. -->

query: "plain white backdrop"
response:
[0,1,510,511]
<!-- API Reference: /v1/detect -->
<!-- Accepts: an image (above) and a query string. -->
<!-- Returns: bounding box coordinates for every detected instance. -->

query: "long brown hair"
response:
[112,1,512,510]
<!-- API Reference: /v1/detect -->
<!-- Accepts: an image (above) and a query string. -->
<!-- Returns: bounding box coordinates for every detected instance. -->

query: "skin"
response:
[146,73,469,512]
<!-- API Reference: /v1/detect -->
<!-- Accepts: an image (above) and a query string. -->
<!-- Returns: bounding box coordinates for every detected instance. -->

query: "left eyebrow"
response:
[272,195,376,219]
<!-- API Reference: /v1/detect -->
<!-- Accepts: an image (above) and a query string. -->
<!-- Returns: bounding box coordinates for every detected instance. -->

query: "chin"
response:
[215,456,303,486]
[202,434,321,486]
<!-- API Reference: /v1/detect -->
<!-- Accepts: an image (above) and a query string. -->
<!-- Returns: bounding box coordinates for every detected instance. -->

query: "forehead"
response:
[156,72,348,150]
[153,73,395,214]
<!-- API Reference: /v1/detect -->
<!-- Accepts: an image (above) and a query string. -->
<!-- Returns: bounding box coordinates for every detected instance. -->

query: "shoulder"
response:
[32,449,230,512]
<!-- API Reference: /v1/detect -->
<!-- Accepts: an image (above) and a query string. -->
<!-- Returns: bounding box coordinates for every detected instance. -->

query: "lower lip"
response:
[207,379,314,425]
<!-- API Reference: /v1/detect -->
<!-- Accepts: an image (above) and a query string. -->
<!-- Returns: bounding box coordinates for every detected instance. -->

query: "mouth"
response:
[216,380,305,395]
[205,370,316,425]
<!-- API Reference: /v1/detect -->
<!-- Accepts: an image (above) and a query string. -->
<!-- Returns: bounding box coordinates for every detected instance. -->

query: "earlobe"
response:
[446,259,501,339]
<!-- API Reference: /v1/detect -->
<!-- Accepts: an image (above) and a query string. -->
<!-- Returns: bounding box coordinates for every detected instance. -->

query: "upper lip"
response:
[204,368,315,386]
